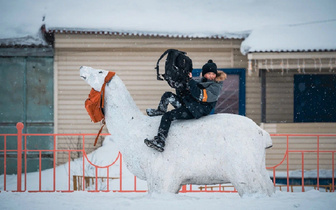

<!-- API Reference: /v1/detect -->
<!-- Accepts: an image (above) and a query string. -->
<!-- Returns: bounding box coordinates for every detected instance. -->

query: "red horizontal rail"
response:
[267,134,336,192]
[1,123,335,193]
[270,134,336,137]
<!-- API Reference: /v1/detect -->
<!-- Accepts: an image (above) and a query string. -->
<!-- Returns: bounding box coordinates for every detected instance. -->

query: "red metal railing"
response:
[0,123,335,193]
[0,122,129,192]
[266,134,335,193]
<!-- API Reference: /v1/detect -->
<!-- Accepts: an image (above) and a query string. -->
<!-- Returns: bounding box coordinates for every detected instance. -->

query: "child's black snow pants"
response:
[157,92,194,139]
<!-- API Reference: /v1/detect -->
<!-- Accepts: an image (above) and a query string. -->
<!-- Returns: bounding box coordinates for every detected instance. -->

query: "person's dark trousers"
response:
[158,106,194,139]
[158,92,183,111]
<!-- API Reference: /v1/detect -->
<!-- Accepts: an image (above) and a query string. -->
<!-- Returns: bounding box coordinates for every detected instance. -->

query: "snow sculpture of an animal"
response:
[79,66,275,197]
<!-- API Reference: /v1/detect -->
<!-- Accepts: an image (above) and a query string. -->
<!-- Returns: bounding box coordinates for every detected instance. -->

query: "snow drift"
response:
[79,66,275,197]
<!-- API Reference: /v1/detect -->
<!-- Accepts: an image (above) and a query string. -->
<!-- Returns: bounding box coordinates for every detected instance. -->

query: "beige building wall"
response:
[54,33,336,172]
[245,53,336,124]
[245,72,262,123]
[54,33,247,164]
[247,54,336,171]
[263,69,335,123]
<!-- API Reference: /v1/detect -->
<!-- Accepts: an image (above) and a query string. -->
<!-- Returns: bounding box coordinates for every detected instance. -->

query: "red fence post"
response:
[286,136,289,192]
[181,185,187,193]
[120,153,122,192]
[316,136,320,190]
[16,122,24,192]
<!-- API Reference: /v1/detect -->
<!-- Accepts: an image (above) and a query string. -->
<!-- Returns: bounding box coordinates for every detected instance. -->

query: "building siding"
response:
[249,57,336,171]
[263,123,336,171]
[54,33,335,172]
[54,33,246,164]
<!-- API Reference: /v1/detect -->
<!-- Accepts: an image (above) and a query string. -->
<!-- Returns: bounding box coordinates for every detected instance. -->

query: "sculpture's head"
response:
[80,66,110,91]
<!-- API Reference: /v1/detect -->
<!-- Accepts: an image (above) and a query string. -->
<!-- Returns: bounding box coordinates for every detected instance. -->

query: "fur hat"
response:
[202,60,217,77]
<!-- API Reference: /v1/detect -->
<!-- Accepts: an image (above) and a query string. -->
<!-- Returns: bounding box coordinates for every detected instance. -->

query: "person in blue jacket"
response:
[145,60,227,152]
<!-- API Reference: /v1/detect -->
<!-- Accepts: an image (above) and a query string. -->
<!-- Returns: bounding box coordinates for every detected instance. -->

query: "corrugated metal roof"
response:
[247,49,336,54]
[0,28,247,47]
[48,28,248,39]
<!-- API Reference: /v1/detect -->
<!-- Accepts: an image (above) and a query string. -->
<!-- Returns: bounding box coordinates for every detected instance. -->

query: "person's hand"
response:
[188,72,192,78]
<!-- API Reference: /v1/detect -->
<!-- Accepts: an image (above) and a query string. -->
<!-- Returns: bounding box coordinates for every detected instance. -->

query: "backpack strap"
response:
[155,49,176,81]
[94,71,115,146]
[101,71,116,109]
[94,119,105,146]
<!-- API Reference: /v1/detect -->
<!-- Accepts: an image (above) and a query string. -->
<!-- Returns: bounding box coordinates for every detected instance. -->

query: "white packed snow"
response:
[240,21,336,55]
[1,190,336,210]
[79,66,274,196]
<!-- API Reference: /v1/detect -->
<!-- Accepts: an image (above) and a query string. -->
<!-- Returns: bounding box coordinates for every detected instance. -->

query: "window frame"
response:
[192,68,246,116]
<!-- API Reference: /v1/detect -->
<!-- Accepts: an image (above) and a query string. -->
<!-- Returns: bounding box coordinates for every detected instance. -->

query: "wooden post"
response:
[73,176,78,191]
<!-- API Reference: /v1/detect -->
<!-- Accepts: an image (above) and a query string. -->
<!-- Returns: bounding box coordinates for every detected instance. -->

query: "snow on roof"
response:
[0,36,48,47]
[1,0,336,51]
[240,20,336,55]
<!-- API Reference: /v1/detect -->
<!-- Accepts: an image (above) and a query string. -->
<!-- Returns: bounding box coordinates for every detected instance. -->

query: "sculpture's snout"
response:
[79,66,89,80]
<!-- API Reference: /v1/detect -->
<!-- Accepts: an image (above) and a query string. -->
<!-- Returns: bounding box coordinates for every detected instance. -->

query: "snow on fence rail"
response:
[0,122,335,193]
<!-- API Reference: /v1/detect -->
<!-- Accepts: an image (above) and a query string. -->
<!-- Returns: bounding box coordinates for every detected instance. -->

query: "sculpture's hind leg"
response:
[261,167,275,196]
[146,170,182,194]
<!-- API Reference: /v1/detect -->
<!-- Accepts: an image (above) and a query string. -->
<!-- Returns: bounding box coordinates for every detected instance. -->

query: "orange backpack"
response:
[85,71,115,146]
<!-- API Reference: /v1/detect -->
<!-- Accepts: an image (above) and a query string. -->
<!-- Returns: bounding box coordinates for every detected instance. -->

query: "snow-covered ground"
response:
[1,189,336,210]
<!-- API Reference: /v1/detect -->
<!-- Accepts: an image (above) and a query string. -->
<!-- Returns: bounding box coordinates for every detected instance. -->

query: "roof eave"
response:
[48,28,247,39]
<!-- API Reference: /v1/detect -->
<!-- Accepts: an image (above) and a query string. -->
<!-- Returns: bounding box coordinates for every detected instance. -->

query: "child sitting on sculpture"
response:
[145,60,227,152]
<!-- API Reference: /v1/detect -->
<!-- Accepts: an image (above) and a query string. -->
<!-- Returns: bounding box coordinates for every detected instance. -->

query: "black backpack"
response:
[155,49,193,90]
